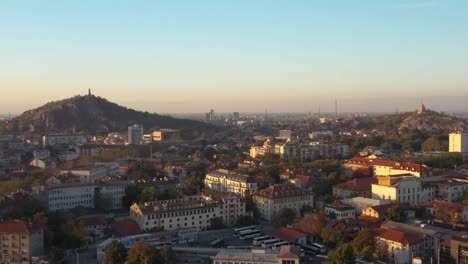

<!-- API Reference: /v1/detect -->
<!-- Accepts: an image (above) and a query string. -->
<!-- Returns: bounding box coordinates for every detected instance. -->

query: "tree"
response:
[207,217,226,230]
[295,211,327,236]
[274,207,296,227]
[139,186,157,202]
[385,205,405,222]
[105,240,127,264]
[320,227,340,247]
[351,229,375,260]
[32,211,48,226]
[326,243,355,264]
[160,244,174,264]
[126,241,160,264]
[300,205,314,216]
[123,186,141,207]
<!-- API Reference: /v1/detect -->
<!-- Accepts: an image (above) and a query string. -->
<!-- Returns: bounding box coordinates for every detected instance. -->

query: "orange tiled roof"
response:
[254,184,311,199]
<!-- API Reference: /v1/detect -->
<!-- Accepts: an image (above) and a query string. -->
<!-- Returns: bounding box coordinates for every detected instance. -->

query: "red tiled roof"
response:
[333,177,376,192]
[374,228,425,245]
[79,216,107,227]
[0,220,36,235]
[277,245,301,259]
[273,227,307,242]
[422,200,468,211]
[110,219,141,236]
[373,160,423,173]
[367,202,411,217]
[327,200,353,210]
[345,157,375,165]
[254,184,312,199]
[294,175,319,185]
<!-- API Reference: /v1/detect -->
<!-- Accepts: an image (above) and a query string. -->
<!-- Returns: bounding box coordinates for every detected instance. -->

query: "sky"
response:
[1,0,467,114]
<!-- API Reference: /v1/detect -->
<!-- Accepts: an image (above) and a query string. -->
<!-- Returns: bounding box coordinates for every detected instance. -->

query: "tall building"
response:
[0,220,44,262]
[128,124,143,145]
[233,112,240,121]
[449,132,468,153]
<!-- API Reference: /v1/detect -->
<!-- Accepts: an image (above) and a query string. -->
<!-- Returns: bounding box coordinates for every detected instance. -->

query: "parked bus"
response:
[253,235,274,246]
[209,238,224,248]
[312,243,327,254]
[272,241,289,250]
[233,226,257,236]
[227,246,253,250]
[239,229,261,240]
[262,239,281,249]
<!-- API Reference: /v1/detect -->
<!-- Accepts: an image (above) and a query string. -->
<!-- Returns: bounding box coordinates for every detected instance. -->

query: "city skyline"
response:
[1,0,468,113]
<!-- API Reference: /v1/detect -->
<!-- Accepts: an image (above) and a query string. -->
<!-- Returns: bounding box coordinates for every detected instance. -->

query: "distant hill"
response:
[2,94,214,137]
[354,110,466,132]
[398,111,466,132]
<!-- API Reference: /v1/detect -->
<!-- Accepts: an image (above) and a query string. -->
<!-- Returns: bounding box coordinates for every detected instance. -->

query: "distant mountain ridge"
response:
[3,94,213,136]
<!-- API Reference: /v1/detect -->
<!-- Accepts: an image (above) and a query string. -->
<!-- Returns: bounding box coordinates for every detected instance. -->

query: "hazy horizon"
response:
[1,0,467,113]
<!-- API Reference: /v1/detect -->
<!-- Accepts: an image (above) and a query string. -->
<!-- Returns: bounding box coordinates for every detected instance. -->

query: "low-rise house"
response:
[422,200,468,223]
[273,227,308,245]
[333,177,376,198]
[110,219,142,237]
[377,220,440,263]
[78,216,108,236]
[212,246,301,264]
[325,200,356,220]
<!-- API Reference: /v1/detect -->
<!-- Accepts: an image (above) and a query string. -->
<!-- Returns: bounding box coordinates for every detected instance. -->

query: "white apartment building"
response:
[60,163,119,183]
[274,142,349,162]
[449,132,468,153]
[130,192,245,231]
[42,134,87,147]
[48,181,132,211]
[204,169,258,197]
[371,176,435,204]
[253,184,314,222]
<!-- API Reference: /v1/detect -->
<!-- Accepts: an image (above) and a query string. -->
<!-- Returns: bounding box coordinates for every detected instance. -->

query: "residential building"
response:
[449,132,468,153]
[325,200,356,220]
[253,184,314,222]
[450,235,468,264]
[212,246,301,264]
[361,203,410,221]
[0,220,44,262]
[48,181,132,211]
[42,134,87,147]
[275,142,349,162]
[128,124,143,145]
[204,169,258,197]
[341,197,391,216]
[79,144,104,157]
[130,191,245,231]
[250,140,274,158]
[308,130,333,140]
[332,177,376,198]
[371,176,435,204]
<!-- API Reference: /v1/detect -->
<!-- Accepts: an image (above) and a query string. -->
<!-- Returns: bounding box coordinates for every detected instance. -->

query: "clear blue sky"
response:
[1,0,467,113]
